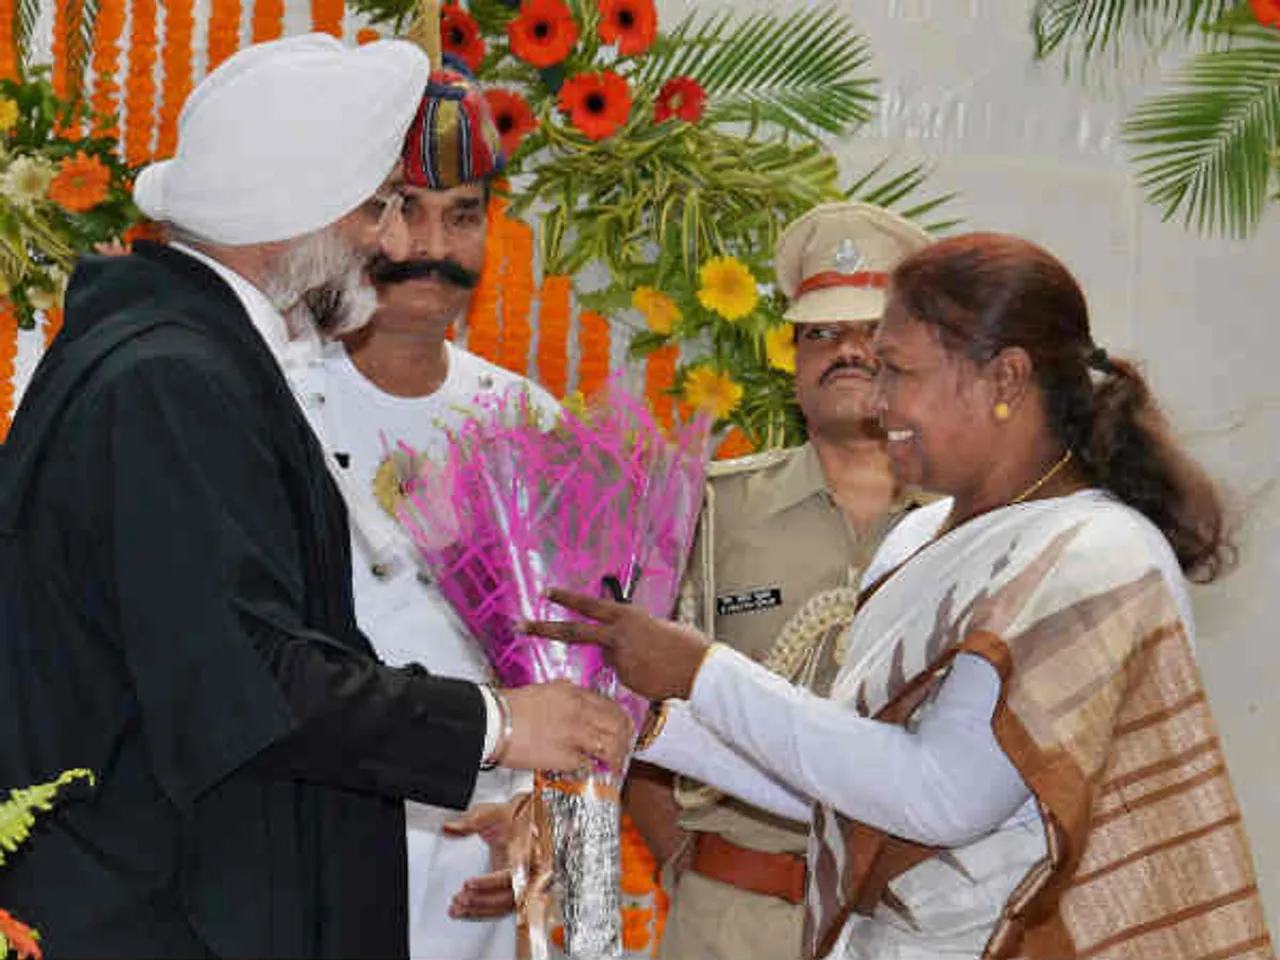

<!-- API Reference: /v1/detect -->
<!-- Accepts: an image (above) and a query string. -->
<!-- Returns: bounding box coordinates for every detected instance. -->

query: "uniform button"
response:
[308,392,326,407]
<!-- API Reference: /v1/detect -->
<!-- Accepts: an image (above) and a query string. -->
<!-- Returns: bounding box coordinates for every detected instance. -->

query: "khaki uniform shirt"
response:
[676,442,924,853]
[659,444,926,960]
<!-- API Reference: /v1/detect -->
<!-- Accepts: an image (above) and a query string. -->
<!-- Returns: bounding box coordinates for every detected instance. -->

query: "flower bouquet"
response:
[396,385,711,957]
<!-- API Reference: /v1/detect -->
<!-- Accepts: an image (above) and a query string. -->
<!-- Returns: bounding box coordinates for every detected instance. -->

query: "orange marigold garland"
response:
[206,0,243,71]
[576,309,611,396]
[464,193,508,362]
[123,0,159,164]
[715,427,756,460]
[496,217,534,376]
[645,344,678,428]
[155,0,195,157]
[311,0,345,37]
[50,0,84,133]
[251,0,285,43]
[0,0,19,81]
[536,273,571,397]
[355,27,381,44]
[88,0,127,137]
[0,301,18,443]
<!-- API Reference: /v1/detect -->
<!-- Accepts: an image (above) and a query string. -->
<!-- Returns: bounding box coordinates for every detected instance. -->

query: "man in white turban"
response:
[0,34,631,959]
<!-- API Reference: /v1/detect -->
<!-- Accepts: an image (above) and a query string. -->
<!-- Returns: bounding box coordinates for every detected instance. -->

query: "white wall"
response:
[10,0,1277,932]
[694,0,1279,930]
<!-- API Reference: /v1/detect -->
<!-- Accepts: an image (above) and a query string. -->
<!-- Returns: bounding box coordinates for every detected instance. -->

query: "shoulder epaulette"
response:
[706,445,796,480]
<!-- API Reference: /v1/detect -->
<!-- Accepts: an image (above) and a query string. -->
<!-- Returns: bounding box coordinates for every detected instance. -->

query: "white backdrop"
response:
[11,0,1278,933]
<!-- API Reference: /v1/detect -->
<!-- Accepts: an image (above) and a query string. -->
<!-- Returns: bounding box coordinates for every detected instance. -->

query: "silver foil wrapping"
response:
[543,773,623,958]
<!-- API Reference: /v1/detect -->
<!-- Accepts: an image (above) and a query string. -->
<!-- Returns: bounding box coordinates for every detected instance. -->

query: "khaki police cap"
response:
[775,201,931,325]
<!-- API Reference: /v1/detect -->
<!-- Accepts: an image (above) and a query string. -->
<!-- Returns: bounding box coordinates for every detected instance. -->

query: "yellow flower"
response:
[1,155,55,208]
[682,365,744,420]
[0,98,19,132]
[632,286,680,334]
[764,323,796,373]
[696,256,758,321]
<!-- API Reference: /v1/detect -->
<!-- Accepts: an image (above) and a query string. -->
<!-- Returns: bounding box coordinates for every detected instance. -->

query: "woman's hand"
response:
[521,589,712,702]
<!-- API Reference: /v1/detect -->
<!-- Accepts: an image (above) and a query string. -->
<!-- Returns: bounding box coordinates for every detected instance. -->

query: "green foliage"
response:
[1031,0,1280,237]
[0,769,94,867]
[1124,24,1280,235]
[0,68,140,327]
[635,6,876,137]
[1031,0,1238,63]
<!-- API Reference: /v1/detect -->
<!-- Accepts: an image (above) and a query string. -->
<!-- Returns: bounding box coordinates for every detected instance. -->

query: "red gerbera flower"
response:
[441,3,486,73]
[507,0,579,68]
[558,70,633,140]
[1252,0,1280,26]
[597,0,657,57]
[654,75,705,124]
[484,89,538,155]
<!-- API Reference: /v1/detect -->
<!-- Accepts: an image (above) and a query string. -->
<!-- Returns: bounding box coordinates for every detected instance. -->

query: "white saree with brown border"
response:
[807,491,1273,960]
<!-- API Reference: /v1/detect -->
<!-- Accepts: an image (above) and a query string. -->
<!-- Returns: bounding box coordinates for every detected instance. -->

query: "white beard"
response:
[263,225,378,337]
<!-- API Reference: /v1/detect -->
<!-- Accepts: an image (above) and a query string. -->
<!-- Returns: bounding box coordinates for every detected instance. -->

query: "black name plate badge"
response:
[717,586,783,617]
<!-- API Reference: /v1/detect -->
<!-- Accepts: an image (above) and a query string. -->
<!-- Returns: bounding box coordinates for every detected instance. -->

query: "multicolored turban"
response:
[402,67,506,189]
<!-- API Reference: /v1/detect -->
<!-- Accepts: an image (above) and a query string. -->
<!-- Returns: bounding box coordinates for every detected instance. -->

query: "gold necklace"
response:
[1009,448,1073,505]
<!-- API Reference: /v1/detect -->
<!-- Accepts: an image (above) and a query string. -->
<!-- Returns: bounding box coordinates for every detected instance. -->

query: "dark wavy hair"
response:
[888,232,1235,583]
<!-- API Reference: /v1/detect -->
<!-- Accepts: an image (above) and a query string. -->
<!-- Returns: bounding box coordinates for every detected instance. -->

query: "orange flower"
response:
[598,0,656,56]
[206,0,242,69]
[442,2,486,73]
[356,26,381,45]
[1252,0,1280,25]
[507,0,578,68]
[716,427,756,459]
[654,75,705,124]
[558,70,632,141]
[485,89,538,155]
[0,907,41,960]
[0,301,17,444]
[621,906,652,951]
[311,0,345,37]
[48,152,112,212]
[0,0,18,81]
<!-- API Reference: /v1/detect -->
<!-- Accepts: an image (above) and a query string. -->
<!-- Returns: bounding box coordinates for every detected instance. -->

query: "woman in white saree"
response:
[525,233,1273,959]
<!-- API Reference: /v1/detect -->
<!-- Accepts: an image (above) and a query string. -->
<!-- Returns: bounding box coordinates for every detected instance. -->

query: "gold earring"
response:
[994,402,1011,421]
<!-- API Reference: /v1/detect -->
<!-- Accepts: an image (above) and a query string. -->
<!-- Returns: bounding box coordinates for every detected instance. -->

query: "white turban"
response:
[133,34,429,246]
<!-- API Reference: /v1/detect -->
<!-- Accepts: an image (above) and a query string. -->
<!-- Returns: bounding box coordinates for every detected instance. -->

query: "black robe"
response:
[0,243,487,957]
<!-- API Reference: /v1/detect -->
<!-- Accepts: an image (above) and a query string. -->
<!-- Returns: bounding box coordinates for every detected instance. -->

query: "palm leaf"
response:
[1031,0,1239,62]
[15,0,41,72]
[1123,26,1280,236]
[638,5,876,138]
[844,158,963,233]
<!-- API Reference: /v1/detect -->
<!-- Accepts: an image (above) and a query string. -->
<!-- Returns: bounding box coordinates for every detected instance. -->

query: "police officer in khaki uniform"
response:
[624,202,933,960]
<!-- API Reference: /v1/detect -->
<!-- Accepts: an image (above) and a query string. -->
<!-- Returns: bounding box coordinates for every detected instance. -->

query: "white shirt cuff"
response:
[478,684,500,764]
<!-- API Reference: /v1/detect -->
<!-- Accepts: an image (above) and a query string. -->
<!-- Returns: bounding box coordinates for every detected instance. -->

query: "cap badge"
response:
[833,238,865,275]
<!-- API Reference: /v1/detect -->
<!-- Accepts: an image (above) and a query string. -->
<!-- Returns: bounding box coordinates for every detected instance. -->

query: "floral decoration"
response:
[557,69,632,140]
[0,68,139,329]
[1252,0,1280,28]
[653,75,704,123]
[507,0,578,68]
[597,0,656,56]
[345,0,953,447]
[442,1,486,72]
[484,87,538,154]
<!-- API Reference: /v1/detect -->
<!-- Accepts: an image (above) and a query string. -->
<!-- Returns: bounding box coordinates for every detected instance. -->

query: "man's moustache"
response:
[820,358,879,385]
[368,256,479,290]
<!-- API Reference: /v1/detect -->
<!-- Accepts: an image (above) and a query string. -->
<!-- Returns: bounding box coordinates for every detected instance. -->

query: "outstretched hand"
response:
[444,799,520,920]
[520,589,711,702]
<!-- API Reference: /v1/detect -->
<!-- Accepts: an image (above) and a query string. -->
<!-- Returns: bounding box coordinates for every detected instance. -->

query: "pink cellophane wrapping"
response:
[395,386,711,958]
[396,386,712,727]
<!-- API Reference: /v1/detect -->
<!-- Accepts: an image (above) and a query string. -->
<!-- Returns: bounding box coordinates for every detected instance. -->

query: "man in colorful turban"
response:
[294,59,557,960]
[0,36,630,958]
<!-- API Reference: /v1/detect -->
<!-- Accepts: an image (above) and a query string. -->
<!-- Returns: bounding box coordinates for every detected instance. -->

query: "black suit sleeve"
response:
[75,343,485,811]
